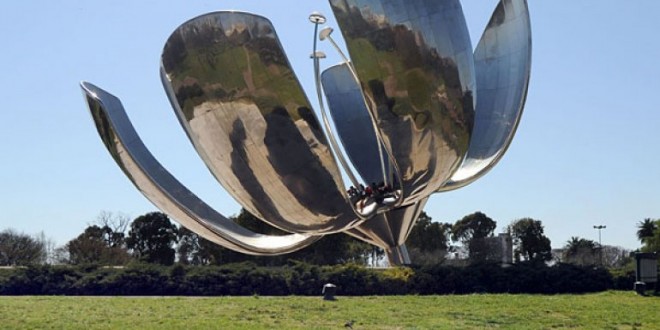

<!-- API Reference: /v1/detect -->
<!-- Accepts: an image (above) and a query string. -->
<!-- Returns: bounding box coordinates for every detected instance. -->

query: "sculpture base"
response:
[387,245,411,266]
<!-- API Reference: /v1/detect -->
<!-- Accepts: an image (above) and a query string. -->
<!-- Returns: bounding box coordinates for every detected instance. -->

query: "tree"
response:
[287,233,373,265]
[176,226,228,266]
[94,211,130,247]
[406,212,452,265]
[452,212,497,242]
[176,208,375,266]
[507,218,552,263]
[176,226,202,265]
[637,218,657,243]
[451,212,497,262]
[35,231,57,265]
[0,229,46,266]
[64,225,131,265]
[196,209,288,265]
[600,245,632,269]
[62,212,132,265]
[126,212,178,265]
[232,208,373,265]
[562,237,598,266]
[175,210,276,266]
[640,219,660,253]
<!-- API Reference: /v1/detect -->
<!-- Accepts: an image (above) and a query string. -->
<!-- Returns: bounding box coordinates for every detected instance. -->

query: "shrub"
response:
[0,262,619,296]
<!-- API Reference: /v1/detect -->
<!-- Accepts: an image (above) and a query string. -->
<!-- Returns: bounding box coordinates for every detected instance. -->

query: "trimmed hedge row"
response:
[0,262,629,296]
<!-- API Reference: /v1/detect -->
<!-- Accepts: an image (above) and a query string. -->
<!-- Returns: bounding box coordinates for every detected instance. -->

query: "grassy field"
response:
[0,292,658,329]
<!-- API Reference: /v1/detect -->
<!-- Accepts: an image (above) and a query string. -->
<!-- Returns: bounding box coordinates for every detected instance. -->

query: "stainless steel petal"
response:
[160,12,360,234]
[321,63,391,187]
[329,0,476,205]
[440,0,532,191]
[81,81,320,255]
[321,63,404,216]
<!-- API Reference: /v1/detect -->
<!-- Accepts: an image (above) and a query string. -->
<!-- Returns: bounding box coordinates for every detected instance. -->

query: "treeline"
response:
[0,211,379,267]
[0,262,629,296]
[1,210,646,270]
[2,211,654,296]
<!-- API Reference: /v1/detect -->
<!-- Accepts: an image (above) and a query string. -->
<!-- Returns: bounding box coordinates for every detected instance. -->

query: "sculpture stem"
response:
[311,21,361,191]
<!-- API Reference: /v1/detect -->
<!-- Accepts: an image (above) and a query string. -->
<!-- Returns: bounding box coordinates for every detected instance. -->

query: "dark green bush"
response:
[0,262,620,296]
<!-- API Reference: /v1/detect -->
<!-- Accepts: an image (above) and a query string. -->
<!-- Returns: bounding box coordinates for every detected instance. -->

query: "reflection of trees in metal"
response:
[330,0,476,206]
[162,13,358,234]
[83,0,532,265]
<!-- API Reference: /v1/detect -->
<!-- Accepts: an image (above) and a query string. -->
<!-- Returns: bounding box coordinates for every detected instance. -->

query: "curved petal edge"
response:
[81,81,320,255]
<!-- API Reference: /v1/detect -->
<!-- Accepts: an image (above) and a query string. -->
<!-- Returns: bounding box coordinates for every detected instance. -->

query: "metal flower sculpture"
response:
[81,0,531,265]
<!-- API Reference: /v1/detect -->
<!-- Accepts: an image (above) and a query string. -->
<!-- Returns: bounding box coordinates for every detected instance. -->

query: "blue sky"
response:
[1,1,658,251]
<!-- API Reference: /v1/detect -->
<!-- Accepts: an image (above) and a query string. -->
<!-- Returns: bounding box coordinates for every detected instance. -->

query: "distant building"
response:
[446,233,513,266]
[483,233,513,265]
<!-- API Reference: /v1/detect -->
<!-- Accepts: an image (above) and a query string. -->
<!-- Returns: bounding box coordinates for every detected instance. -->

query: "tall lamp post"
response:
[593,225,606,266]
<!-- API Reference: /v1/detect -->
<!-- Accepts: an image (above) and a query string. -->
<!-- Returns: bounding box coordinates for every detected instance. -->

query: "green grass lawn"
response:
[0,292,658,329]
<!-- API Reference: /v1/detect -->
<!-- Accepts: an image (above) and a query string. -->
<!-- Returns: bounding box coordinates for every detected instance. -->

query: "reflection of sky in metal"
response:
[322,63,390,186]
[444,0,531,190]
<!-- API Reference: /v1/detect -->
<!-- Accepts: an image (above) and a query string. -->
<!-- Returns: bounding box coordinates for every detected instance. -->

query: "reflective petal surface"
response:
[322,63,389,188]
[329,0,477,205]
[441,0,532,190]
[81,82,319,255]
[160,12,360,234]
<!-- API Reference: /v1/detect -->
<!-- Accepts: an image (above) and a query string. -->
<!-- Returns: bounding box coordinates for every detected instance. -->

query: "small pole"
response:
[593,225,606,266]
[308,12,361,189]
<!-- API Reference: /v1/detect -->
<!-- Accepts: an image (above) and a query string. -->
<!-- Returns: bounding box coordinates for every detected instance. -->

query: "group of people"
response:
[347,182,397,212]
